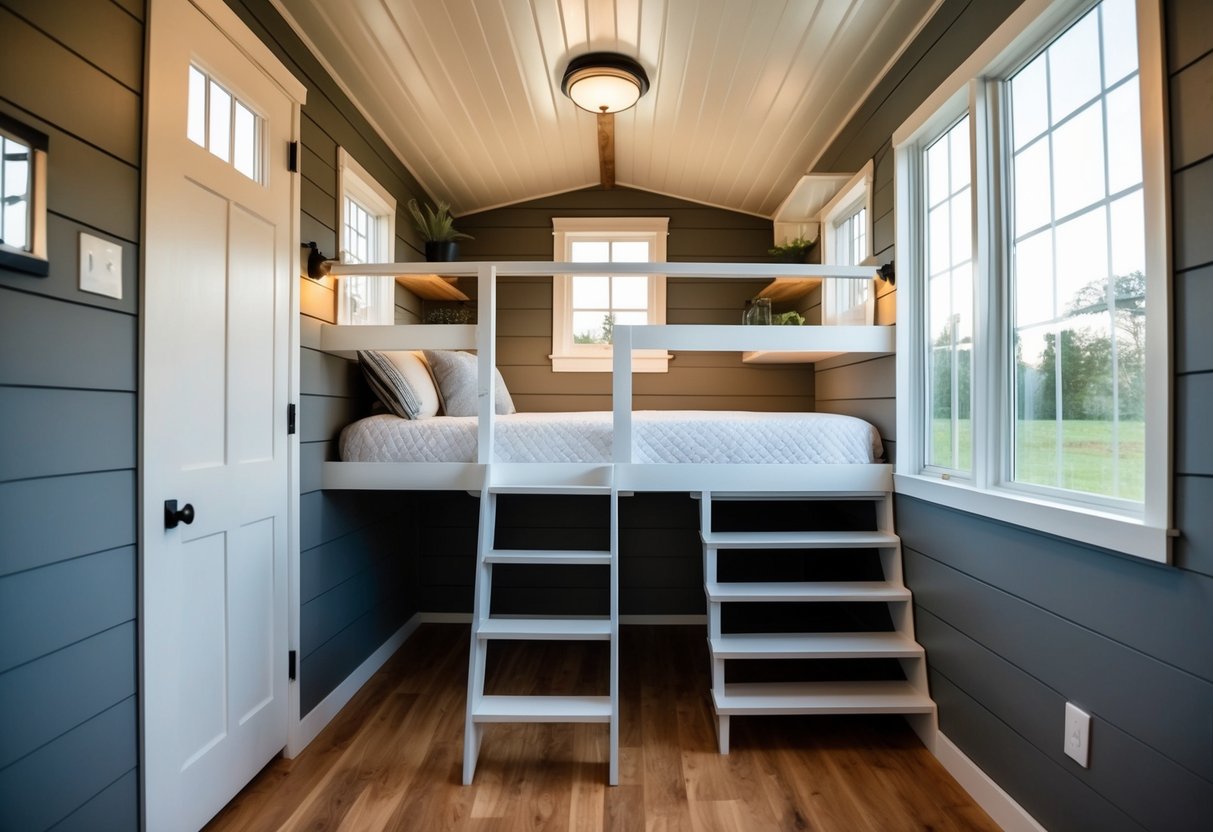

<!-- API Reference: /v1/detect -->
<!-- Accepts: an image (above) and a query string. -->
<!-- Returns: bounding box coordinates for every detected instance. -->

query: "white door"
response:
[142,1,303,829]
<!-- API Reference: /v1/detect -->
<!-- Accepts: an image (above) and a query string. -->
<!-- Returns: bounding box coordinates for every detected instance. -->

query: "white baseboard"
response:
[933,732,1048,832]
[286,613,422,757]
[416,612,707,625]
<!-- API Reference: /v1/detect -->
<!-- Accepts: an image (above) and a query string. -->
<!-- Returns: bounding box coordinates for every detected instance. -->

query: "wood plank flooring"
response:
[206,624,999,832]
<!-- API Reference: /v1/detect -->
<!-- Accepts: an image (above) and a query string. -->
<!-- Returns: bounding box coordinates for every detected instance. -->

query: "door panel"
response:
[143,0,301,828]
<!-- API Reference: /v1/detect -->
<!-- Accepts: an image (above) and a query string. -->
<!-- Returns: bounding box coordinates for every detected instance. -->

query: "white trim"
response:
[551,217,671,373]
[287,614,422,756]
[932,732,1050,832]
[189,0,306,103]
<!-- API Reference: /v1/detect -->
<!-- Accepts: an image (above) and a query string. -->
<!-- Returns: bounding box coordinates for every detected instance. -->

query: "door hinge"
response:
[288,141,299,173]
[288,649,297,681]
[287,403,296,435]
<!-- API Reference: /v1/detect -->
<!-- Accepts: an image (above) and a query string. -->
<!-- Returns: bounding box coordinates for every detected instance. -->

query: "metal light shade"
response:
[561,52,650,114]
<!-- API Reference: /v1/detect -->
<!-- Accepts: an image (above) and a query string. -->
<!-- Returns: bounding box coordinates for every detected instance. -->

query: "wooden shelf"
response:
[394,273,469,301]
[756,276,821,303]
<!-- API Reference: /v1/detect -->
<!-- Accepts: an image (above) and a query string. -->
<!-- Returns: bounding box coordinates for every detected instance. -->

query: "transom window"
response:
[551,217,669,373]
[337,148,395,326]
[893,0,1169,562]
[187,64,261,182]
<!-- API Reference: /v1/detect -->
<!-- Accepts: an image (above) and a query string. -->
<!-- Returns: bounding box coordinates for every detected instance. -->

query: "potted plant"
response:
[768,235,818,263]
[407,199,473,261]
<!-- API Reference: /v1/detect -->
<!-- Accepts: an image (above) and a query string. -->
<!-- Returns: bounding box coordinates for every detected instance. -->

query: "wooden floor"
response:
[206,624,999,832]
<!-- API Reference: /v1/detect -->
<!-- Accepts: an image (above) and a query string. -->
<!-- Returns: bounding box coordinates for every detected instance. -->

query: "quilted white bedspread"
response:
[339,411,883,464]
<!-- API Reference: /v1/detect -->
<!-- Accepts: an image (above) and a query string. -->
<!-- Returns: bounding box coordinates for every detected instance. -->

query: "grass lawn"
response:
[931,419,1144,501]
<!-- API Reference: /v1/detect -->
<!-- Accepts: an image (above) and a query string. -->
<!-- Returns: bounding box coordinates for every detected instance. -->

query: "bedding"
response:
[357,350,441,420]
[339,410,883,464]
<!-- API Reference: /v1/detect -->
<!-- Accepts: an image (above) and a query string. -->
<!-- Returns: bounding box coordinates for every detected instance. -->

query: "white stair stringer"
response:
[462,466,620,786]
[701,489,936,754]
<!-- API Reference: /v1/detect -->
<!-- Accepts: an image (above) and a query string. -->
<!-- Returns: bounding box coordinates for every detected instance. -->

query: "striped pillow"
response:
[357,350,441,420]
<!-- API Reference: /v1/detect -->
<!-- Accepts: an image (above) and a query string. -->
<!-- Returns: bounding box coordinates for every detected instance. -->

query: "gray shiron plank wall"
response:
[0,1,143,829]
[817,0,1213,829]
[222,0,428,717]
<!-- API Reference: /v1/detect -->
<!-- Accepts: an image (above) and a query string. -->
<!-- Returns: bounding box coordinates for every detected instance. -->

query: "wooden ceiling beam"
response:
[597,112,615,189]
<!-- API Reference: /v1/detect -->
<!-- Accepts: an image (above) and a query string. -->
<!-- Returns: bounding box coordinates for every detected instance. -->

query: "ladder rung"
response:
[705,580,910,603]
[712,680,935,715]
[473,695,612,723]
[477,617,612,640]
[709,632,923,659]
[485,549,612,565]
[701,530,899,549]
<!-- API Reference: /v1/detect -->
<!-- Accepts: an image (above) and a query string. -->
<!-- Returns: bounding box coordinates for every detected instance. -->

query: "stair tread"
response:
[712,680,935,715]
[486,549,612,565]
[477,617,612,640]
[488,485,612,495]
[701,530,899,548]
[473,695,612,723]
[706,580,909,602]
[710,632,923,659]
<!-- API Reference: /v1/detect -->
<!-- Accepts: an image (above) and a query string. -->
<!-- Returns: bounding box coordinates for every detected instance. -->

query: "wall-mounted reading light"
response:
[876,262,895,286]
[303,241,332,279]
[561,52,650,114]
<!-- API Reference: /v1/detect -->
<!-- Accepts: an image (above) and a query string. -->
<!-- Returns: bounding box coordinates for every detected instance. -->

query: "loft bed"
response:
[314,260,930,787]
[318,260,896,495]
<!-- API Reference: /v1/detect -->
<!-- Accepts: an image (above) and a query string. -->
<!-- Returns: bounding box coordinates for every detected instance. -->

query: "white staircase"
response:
[462,465,620,785]
[700,491,935,753]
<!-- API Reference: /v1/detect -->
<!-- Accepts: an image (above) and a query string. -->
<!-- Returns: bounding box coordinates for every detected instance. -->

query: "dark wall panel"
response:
[0,1,144,827]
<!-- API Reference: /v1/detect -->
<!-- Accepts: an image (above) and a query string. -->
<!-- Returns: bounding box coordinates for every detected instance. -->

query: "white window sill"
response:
[550,353,671,373]
[893,473,1171,564]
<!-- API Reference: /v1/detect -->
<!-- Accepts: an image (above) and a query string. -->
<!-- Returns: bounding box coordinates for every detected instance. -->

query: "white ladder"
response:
[462,465,620,785]
[700,490,935,753]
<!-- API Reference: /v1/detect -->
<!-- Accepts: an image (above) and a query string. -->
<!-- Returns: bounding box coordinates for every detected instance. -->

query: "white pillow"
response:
[422,350,516,416]
[357,350,441,419]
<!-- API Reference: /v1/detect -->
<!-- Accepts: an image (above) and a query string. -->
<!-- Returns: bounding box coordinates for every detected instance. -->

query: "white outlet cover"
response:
[79,231,123,299]
[1064,702,1091,767]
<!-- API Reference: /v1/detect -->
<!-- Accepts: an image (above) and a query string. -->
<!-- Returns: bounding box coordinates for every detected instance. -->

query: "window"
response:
[551,217,669,372]
[187,64,261,182]
[820,162,875,325]
[337,148,395,325]
[0,114,48,276]
[925,116,974,472]
[894,0,1169,562]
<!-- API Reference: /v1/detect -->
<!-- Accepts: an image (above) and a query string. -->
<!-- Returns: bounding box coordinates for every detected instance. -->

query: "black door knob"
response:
[164,499,195,529]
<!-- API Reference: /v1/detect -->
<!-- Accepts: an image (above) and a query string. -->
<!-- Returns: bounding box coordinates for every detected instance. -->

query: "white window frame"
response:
[819,162,876,324]
[551,217,670,373]
[336,147,395,325]
[893,0,1171,563]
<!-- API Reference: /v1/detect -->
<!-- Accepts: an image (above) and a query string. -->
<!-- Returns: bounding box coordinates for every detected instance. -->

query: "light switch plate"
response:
[79,232,123,299]
[1064,702,1091,767]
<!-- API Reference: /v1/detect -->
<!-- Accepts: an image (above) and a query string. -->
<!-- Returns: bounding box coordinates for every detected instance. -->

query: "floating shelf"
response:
[756,276,822,303]
[394,273,469,300]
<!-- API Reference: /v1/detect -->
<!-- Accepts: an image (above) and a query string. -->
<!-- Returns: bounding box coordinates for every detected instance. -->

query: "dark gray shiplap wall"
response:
[223,0,428,716]
[456,186,814,412]
[820,0,1213,829]
[0,2,143,830]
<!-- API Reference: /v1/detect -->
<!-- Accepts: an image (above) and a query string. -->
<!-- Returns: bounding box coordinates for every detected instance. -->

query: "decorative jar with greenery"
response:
[407,199,473,262]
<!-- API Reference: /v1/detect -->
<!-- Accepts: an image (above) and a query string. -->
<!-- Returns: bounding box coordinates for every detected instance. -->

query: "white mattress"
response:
[339,411,883,464]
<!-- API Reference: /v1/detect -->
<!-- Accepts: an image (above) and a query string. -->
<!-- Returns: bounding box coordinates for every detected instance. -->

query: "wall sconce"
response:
[561,52,650,114]
[876,262,895,286]
[303,241,332,279]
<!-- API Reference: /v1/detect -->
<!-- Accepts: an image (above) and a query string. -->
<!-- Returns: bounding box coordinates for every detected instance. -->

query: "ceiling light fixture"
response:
[561,52,650,114]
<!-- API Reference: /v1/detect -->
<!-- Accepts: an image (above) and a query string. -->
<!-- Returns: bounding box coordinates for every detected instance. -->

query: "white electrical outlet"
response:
[1064,702,1091,767]
[79,231,123,299]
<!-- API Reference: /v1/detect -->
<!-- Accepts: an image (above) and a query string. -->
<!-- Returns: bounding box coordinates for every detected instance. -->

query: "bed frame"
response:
[316,260,931,786]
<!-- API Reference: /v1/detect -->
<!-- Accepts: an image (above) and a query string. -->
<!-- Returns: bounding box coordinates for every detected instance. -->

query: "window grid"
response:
[924,116,973,474]
[187,64,262,183]
[1008,0,1144,502]
[1,135,30,250]
[569,239,651,345]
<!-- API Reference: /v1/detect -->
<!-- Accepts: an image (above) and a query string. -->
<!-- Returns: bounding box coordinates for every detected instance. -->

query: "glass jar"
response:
[744,297,772,325]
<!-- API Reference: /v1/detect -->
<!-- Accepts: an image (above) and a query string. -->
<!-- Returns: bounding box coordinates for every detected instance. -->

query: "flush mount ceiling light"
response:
[561,52,650,114]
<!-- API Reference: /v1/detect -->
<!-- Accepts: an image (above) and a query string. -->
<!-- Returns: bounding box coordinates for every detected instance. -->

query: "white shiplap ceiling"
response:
[273,0,940,218]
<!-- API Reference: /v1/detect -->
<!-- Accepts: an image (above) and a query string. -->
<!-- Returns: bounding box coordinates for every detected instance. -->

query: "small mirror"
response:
[0,114,49,276]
